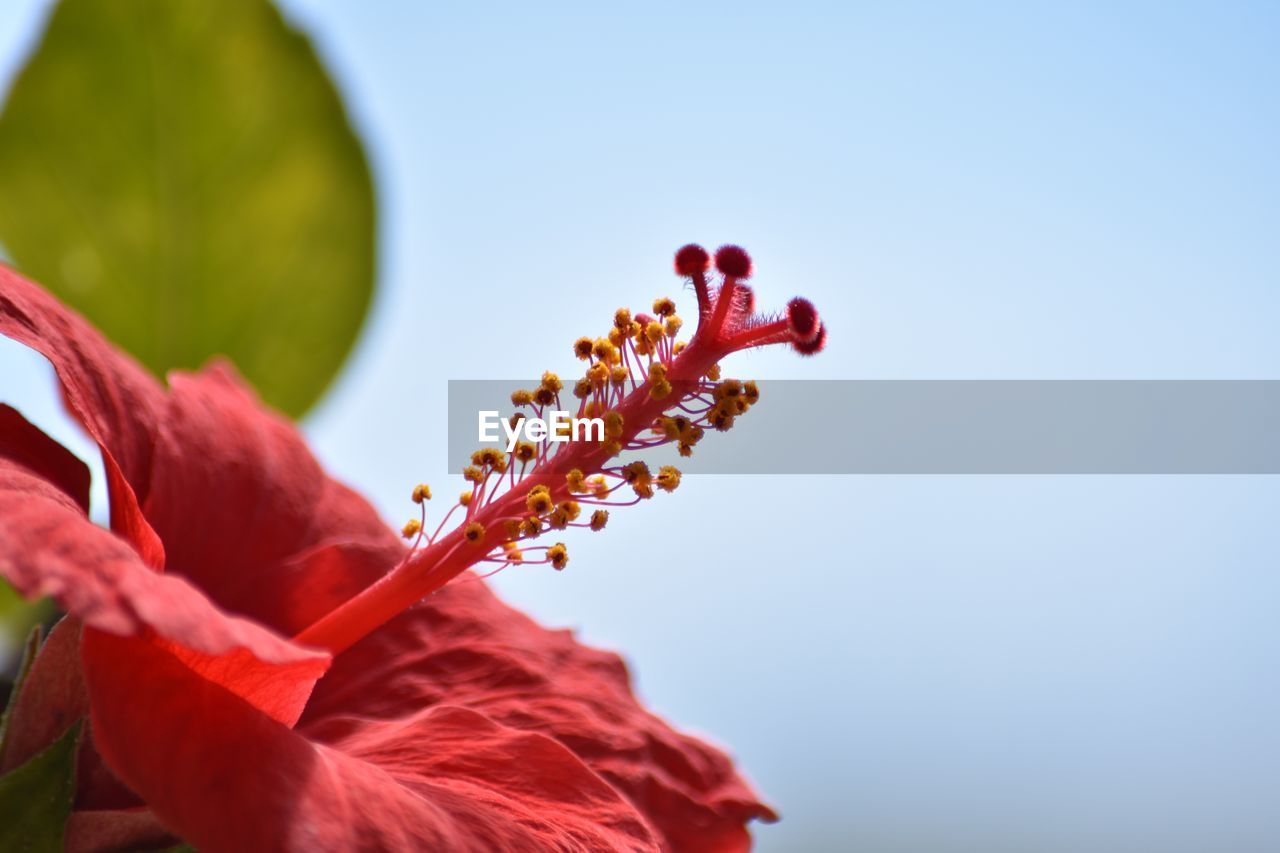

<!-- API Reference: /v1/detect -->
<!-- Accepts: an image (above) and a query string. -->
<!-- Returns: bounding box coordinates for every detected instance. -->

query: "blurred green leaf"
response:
[0,0,377,416]
[0,583,53,680]
[0,721,80,853]
[0,623,42,757]
[0,580,27,628]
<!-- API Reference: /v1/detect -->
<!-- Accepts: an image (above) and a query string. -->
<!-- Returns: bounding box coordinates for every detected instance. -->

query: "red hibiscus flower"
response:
[0,246,822,851]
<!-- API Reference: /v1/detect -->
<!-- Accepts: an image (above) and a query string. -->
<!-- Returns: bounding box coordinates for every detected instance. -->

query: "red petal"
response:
[140,363,401,634]
[83,629,660,852]
[0,265,160,497]
[0,404,90,513]
[0,264,165,565]
[300,579,778,850]
[1,268,398,621]
[0,426,328,723]
[0,461,322,665]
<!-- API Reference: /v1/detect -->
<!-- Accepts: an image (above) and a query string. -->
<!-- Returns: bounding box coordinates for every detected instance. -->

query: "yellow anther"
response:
[401,518,422,539]
[573,378,592,399]
[664,316,683,337]
[547,508,569,529]
[463,465,484,483]
[673,341,687,355]
[714,379,743,401]
[603,410,625,438]
[511,389,534,406]
[557,500,581,522]
[472,447,507,471]
[593,338,618,364]
[589,509,609,531]
[566,469,586,492]
[541,371,563,394]
[534,386,557,406]
[656,465,682,492]
[708,404,735,432]
[411,484,432,504]
[653,297,676,317]
[519,516,542,537]
[743,381,760,404]
[608,326,626,347]
[470,448,507,472]
[464,522,485,544]
[503,541,524,562]
[602,439,622,457]
[610,365,629,386]
[649,380,672,400]
[644,322,664,344]
[503,519,522,538]
[460,490,474,506]
[621,461,651,484]
[574,337,595,360]
[587,362,609,387]
[587,475,609,496]
[614,308,632,329]
[526,488,554,515]
[705,364,721,381]
[548,542,569,570]
[514,441,537,463]
[484,448,508,472]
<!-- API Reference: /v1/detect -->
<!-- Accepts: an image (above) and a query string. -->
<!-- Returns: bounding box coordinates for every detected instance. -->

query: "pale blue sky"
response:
[2,2,1279,849]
